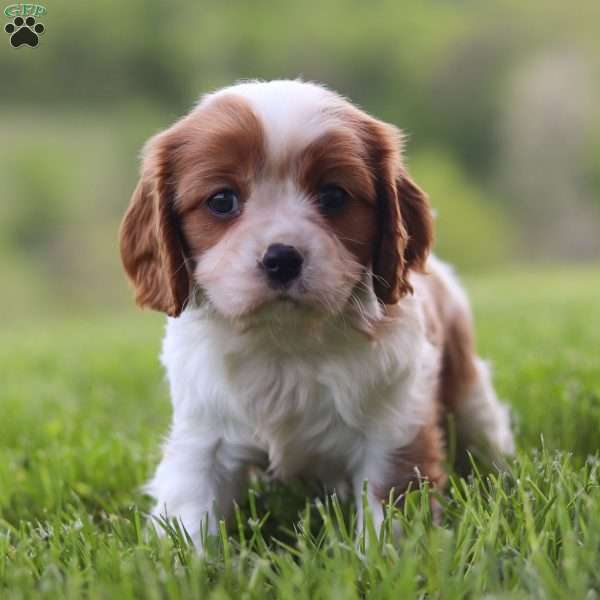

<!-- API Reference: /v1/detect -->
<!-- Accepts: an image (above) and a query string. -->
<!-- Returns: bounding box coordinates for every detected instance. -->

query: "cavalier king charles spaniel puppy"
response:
[120,79,514,548]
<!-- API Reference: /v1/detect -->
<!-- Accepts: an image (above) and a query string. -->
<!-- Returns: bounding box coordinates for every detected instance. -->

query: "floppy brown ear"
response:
[396,171,434,279]
[373,168,434,305]
[119,130,190,317]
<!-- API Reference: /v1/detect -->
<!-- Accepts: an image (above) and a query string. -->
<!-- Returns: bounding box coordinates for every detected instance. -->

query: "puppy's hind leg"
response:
[453,358,515,461]
[439,307,515,466]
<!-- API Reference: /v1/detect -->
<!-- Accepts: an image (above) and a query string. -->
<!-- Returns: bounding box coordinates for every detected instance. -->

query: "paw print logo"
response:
[4,15,45,47]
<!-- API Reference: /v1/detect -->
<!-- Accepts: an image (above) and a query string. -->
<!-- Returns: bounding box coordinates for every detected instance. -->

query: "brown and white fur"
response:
[119,79,514,547]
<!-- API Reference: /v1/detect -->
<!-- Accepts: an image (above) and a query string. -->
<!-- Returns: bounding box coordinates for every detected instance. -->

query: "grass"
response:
[1,266,600,599]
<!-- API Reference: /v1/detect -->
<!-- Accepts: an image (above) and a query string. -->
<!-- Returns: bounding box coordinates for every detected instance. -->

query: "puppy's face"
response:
[120,81,433,321]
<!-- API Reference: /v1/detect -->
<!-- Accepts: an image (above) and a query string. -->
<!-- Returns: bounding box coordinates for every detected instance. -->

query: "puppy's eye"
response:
[206,189,240,217]
[317,184,349,215]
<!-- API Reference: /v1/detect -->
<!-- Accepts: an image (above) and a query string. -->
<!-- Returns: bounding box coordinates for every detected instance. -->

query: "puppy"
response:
[119,79,514,547]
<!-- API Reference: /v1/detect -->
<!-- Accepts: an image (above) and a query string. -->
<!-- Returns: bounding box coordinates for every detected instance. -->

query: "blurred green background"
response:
[1,0,599,319]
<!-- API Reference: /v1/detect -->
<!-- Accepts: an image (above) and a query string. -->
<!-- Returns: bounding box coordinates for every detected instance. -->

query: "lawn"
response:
[1,266,599,599]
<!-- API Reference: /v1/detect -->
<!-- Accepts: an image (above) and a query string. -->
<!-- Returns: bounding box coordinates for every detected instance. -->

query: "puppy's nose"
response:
[261,244,303,286]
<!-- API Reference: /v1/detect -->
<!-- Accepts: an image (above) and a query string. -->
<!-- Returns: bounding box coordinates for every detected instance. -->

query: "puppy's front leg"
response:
[353,452,386,545]
[147,427,249,549]
[353,479,385,547]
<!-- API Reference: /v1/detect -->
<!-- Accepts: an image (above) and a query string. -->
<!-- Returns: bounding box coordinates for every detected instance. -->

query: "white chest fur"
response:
[160,298,437,484]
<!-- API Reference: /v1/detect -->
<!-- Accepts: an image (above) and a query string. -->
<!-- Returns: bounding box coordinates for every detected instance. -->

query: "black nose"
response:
[262,244,303,286]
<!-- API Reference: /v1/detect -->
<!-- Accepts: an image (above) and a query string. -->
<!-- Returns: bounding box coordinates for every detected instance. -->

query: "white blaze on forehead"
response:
[243,178,315,241]
[200,79,348,161]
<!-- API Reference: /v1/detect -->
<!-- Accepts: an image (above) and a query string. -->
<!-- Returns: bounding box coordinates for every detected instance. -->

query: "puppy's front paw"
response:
[147,502,216,551]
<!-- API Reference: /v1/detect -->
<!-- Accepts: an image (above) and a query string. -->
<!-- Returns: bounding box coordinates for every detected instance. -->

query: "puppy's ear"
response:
[371,126,434,304]
[119,127,190,317]
[396,170,434,283]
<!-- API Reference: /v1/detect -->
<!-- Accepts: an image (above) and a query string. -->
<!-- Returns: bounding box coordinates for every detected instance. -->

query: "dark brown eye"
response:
[206,189,240,217]
[317,184,349,215]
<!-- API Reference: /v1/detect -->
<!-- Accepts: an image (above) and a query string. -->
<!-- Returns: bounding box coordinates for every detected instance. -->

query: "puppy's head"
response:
[120,80,433,320]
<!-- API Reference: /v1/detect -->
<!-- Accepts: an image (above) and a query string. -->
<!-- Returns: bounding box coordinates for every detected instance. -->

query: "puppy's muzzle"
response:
[261,243,303,287]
